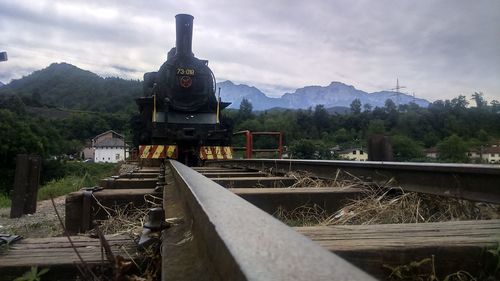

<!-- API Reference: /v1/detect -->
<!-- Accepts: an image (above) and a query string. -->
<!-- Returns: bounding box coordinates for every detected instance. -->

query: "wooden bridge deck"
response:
[0,234,140,280]
[297,219,500,279]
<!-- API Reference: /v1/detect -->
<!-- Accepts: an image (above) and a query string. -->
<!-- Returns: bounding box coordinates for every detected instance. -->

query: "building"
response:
[483,146,500,164]
[92,130,128,163]
[425,145,500,164]
[424,147,438,159]
[81,140,94,160]
[337,148,368,161]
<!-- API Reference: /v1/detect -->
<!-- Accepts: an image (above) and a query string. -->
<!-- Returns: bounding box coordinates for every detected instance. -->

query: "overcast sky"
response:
[1,0,499,102]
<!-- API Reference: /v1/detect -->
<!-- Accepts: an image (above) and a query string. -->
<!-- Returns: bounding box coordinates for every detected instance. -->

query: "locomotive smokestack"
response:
[175,14,194,56]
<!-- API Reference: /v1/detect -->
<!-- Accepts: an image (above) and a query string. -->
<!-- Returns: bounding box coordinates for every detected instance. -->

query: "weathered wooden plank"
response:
[202,172,267,178]
[212,177,296,188]
[100,178,157,189]
[0,235,140,280]
[229,187,363,214]
[118,172,159,179]
[210,159,500,204]
[296,220,500,279]
[192,167,249,173]
[65,188,156,234]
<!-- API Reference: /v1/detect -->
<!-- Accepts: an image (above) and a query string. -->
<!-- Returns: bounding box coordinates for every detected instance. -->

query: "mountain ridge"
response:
[1,62,430,112]
[220,80,430,110]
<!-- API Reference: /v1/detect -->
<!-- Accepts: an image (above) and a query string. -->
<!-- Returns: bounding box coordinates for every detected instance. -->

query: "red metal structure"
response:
[233,131,283,159]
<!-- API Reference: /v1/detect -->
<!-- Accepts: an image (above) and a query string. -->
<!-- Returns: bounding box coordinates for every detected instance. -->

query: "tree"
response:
[365,119,385,137]
[313,105,329,130]
[238,98,253,121]
[350,99,361,114]
[471,92,487,108]
[363,103,372,112]
[437,134,469,163]
[490,100,499,112]
[450,95,469,110]
[290,139,316,159]
[390,135,424,161]
[333,128,351,144]
[384,99,397,113]
[290,139,330,160]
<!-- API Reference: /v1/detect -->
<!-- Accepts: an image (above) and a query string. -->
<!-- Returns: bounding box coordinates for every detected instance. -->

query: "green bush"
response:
[0,162,117,208]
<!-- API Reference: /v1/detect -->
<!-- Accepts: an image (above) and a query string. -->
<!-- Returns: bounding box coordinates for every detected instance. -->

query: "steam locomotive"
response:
[134,14,232,165]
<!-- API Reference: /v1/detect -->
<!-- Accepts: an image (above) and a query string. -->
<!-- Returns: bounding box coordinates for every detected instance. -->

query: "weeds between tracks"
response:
[81,193,163,280]
[274,170,500,226]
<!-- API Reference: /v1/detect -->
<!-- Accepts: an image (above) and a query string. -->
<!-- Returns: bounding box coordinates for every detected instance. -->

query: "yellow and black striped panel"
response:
[200,146,233,160]
[139,145,178,159]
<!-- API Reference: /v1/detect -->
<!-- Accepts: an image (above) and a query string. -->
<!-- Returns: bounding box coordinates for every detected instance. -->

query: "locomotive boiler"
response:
[135,14,232,165]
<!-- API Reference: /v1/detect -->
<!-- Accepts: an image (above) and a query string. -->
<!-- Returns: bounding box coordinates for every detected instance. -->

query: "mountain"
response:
[0,81,4,87]
[0,63,142,112]
[217,81,286,111]
[281,82,366,108]
[1,62,430,114]
[220,81,429,110]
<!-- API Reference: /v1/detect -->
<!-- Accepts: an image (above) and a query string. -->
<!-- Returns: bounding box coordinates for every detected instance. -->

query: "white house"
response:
[92,130,128,163]
[337,148,368,161]
[483,146,500,164]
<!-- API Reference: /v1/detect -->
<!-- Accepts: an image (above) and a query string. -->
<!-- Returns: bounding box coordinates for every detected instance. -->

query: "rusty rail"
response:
[206,159,500,204]
[163,160,375,281]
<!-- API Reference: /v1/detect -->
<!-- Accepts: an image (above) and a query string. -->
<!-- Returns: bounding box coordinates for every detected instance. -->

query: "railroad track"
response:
[160,159,500,280]
[2,159,499,280]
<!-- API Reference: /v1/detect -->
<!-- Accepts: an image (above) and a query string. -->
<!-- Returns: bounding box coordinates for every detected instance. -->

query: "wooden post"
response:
[24,155,41,214]
[10,154,41,218]
[367,134,393,161]
[10,155,29,218]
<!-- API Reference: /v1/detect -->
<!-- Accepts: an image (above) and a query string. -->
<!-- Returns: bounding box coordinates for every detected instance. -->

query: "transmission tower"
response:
[388,78,406,106]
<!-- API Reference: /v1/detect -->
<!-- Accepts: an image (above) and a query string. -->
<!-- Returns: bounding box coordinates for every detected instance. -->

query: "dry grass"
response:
[88,193,163,281]
[285,169,371,189]
[273,170,500,226]
[325,184,500,225]
[274,204,330,226]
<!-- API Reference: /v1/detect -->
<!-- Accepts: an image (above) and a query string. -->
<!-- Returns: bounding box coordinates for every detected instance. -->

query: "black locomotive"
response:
[134,14,232,165]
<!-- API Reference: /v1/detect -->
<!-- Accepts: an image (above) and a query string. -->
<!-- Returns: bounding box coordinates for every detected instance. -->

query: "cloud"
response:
[0,0,499,101]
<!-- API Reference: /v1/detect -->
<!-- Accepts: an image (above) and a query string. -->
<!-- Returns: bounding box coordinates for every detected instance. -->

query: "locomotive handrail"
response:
[206,159,500,204]
[165,160,375,280]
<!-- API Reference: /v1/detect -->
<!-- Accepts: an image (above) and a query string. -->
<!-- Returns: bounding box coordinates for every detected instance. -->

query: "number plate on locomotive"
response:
[176,68,195,76]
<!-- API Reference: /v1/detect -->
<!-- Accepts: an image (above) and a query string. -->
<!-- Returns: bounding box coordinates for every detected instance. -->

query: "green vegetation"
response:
[37,162,117,201]
[224,93,500,162]
[385,244,500,280]
[0,162,117,208]
[13,267,49,281]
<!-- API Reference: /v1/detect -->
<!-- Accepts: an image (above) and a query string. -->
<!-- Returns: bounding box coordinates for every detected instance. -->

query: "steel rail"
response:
[164,160,375,281]
[207,159,500,204]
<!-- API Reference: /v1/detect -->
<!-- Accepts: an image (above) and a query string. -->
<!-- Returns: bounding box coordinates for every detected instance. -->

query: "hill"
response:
[0,63,142,113]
